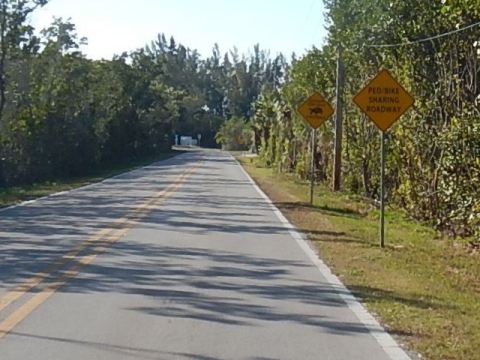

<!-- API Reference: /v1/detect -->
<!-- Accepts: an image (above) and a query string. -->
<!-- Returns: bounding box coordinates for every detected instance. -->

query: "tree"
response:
[0,0,47,119]
[215,116,252,151]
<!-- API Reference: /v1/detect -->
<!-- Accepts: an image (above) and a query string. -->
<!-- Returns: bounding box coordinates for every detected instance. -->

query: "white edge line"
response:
[233,155,412,360]
[0,152,188,214]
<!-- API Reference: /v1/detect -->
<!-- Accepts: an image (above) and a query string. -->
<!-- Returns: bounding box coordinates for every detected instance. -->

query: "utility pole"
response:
[333,45,344,191]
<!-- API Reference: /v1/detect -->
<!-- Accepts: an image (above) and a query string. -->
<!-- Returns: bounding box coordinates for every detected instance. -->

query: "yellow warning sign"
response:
[353,69,414,132]
[297,92,334,129]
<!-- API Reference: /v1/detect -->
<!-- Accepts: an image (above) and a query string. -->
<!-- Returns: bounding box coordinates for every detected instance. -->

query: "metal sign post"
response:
[380,131,386,248]
[310,129,317,205]
[297,91,334,206]
[352,69,415,247]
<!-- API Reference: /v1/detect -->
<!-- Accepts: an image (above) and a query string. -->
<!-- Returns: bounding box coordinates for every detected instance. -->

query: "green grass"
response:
[0,151,181,208]
[238,156,480,360]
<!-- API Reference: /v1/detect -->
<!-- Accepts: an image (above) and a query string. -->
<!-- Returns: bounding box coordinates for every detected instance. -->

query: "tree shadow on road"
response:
[8,331,224,360]
[0,150,442,347]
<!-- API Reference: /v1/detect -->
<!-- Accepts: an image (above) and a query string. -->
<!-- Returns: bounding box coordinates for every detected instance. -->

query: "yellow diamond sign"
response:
[297,92,334,129]
[353,69,414,132]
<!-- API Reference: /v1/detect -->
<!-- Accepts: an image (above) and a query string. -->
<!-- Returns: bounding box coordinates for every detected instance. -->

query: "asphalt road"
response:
[0,149,410,360]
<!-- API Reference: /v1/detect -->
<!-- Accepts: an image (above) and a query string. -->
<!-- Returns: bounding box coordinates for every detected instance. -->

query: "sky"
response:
[29,0,328,60]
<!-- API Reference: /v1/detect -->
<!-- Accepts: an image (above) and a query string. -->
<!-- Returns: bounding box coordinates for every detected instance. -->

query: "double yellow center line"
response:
[0,163,199,339]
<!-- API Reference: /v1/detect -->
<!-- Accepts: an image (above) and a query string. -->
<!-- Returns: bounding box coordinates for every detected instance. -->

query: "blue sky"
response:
[30,0,327,59]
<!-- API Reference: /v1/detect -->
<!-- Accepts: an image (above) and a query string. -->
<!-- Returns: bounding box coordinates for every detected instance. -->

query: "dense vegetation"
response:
[1,0,478,239]
[0,0,286,186]
[250,0,480,240]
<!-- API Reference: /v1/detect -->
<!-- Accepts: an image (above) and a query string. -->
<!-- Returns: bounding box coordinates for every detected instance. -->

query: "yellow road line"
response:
[0,227,112,313]
[0,163,198,339]
[0,226,130,339]
[0,163,198,324]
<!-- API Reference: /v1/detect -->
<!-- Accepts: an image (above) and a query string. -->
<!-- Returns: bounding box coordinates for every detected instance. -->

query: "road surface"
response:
[0,149,410,360]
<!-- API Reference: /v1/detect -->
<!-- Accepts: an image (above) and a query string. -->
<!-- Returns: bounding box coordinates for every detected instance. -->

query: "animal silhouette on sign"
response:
[310,107,323,116]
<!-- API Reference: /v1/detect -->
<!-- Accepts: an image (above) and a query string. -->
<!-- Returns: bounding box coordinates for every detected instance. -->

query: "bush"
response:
[215,117,252,151]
